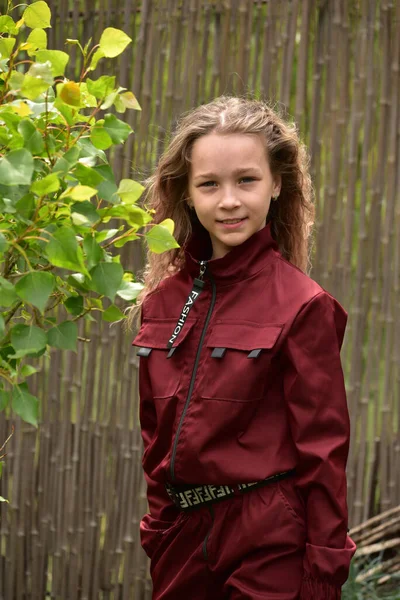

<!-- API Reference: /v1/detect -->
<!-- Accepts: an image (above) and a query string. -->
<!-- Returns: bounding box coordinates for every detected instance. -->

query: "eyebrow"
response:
[193,167,262,181]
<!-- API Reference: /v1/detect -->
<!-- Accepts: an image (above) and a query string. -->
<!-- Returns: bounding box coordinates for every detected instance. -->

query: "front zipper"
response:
[170,262,217,481]
[202,506,214,561]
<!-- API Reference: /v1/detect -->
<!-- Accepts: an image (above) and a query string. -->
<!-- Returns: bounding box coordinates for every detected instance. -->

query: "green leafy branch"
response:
[0,1,180,426]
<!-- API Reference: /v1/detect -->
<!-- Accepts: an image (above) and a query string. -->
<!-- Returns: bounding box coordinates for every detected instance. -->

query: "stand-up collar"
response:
[183,221,279,284]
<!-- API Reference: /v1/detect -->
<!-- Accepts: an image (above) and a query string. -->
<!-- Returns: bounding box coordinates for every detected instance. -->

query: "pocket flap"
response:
[132,317,197,350]
[207,321,283,351]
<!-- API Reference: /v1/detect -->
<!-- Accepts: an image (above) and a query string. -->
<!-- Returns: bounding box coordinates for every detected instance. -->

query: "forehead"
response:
[189,132,268,175]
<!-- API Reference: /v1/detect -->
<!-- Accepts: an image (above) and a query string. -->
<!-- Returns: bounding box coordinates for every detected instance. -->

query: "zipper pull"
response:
[166,261,207,355]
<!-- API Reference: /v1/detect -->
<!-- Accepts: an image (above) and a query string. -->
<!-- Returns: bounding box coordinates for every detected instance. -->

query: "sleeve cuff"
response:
[303,535,357,586]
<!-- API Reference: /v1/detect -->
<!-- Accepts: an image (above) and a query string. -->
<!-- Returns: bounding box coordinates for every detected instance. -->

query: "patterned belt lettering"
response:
[166,469,296,511]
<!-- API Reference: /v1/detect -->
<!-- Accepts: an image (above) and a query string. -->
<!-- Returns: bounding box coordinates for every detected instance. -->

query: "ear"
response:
[273,175,282,197]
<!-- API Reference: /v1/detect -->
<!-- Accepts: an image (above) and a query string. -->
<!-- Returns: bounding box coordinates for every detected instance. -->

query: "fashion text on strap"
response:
[166,261,207,355]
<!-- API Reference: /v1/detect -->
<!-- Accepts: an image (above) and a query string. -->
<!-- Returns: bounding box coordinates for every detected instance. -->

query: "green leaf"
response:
[88,48,104,71]
[8,72,25,94]
[95,228,119,243]
[0,15,18,35]
[11,324,47,356]
[15,193,35,220]
[67,273,90,293]
[90,126,113,150]
[0,277,18,308]
[12,384,39,427]
[0,37,16,59]
[71,201,99,226]
[52,146,79,175]
[102,114,132,145]
[145,223,180,254]
[0,233,8,254]
[104,204,152,228]
[73,163,105,187]
[114,232,139,248]
[89,263,124,301]
[18,119,45,154]
[102,304,125,322]
[15,272,55,313]
[26,28,48,54]
[158,218,175,235]
[83,234,104,270]
[65,295,84,316]
[0,149,34,186]
[116,179,144,204]
[36,49,69,76]
[47,321,78,351]
[94,165,118,203]
[23,1,52,29]
[100,90,119,110]
[21,74,51,100]
[31,173,60,196]
[99,28,132,58]
[27,60,53,83]
[60,185,97,201]
[20,364,38,378]
[0,389,9,411]
[45,226,89,276]
[86,75,116,99]
[116,280,143,301]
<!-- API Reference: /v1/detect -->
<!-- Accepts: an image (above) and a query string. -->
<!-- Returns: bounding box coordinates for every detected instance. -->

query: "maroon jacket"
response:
[133,222,356,589]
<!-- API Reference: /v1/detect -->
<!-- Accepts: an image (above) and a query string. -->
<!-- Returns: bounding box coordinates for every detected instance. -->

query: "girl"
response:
[132,96,357,600]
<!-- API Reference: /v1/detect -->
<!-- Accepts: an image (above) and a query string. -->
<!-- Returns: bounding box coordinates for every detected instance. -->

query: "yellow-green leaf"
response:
[10,101,32,117]
[26,28,47,54]
[23,1,52,29]
[116,179,144,204]
[158,218,175,236]
[60,185,97,201]
[99,28,132,58]
[21,74,51,100]
[145,223,180,254]
[31,173,60,196]
[58,81,81,107]
[120,91,141,110]
[88,48,104,71]
[36,49,69,76]
[0,38,16,60]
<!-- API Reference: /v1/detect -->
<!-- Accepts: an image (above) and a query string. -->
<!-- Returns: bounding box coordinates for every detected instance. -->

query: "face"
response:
[188,132,281,260]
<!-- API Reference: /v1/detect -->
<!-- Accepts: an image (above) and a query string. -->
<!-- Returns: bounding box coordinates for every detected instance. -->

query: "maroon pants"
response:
[140,478,306,599]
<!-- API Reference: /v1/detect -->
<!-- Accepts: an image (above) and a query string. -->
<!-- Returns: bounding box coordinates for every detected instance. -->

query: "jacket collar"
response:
[183,220,279,284]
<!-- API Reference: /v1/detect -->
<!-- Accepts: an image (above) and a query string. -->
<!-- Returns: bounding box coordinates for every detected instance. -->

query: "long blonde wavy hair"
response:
[129,96,314,326]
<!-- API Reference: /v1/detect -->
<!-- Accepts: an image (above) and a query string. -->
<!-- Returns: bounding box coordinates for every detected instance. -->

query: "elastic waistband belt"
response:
[165,469,296,512]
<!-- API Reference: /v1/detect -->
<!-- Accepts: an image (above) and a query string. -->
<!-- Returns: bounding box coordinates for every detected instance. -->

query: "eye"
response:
[199,181,217,187]
[239,177,256,184]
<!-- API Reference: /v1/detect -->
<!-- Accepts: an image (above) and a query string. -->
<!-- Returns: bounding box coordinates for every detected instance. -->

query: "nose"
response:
[219,186,241,209]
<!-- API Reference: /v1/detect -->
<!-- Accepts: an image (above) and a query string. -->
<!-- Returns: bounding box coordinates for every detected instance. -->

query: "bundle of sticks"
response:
[349,505,400,585]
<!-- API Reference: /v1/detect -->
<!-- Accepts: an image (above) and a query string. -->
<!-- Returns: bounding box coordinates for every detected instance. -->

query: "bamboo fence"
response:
[0,0,400,597]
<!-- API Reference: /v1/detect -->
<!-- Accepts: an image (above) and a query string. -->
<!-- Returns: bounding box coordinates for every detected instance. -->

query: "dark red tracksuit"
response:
[133,223,356,599]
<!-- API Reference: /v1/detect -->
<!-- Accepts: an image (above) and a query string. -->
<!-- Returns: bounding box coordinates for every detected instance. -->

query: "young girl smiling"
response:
[132,96,356,599]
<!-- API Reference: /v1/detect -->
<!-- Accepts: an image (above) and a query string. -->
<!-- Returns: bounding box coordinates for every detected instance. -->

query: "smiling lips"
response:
[217,217,247,228]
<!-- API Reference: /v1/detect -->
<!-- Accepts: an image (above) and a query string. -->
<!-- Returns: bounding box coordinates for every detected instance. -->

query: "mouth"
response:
[217,218,247,224]
[216,217,247,229]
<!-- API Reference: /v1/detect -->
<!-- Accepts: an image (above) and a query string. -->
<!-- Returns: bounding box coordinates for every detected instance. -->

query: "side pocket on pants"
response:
[277,479,307,527]
[140,512,187,560]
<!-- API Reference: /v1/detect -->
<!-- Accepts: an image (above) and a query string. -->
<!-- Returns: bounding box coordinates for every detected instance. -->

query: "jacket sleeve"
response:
[283,291,356,598]
[137,305,180,524]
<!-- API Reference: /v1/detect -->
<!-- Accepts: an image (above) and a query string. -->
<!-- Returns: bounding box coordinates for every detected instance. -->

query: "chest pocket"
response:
[132,318,197,399]
[199,320,283,402]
